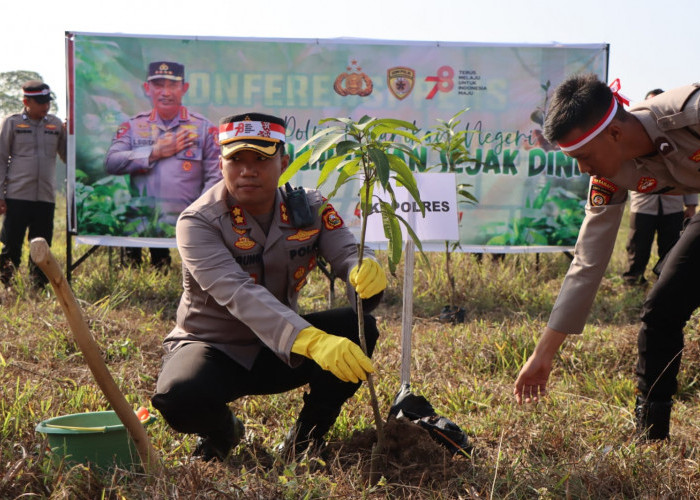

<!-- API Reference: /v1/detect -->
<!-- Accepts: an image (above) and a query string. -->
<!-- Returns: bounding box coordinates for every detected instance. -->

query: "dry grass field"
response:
[1,202,699,498]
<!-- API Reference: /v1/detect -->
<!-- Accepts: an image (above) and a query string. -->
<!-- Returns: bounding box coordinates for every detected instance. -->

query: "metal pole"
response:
[400,239,415,389]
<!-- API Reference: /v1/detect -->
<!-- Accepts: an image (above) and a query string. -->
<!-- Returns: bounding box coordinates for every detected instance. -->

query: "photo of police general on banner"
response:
[67,32,605,256]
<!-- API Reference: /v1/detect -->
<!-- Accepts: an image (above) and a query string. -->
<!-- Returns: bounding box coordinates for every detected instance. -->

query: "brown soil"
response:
[327,416,473,489]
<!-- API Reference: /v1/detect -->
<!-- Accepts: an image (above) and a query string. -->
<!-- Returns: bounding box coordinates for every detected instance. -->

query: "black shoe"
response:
[192,415,244,462]
[635,396,672,440]
[439,305,466,324]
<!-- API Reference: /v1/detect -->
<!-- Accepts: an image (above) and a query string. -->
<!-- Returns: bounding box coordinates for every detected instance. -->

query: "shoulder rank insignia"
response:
[322,204,344,230]
[287,229,320,241]
[230,206,247,226]
[690,148,700,162]
[235,236,256,250]
[590,177,618,206]
[233,227,247,235]
[280,203,290,224]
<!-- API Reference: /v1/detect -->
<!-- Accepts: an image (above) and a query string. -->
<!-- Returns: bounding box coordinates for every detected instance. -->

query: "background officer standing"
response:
[0,80,66,288]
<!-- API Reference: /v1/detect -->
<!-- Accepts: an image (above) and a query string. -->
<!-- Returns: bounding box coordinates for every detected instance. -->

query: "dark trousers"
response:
[0,199,55,286]
[152,308,379,439]
[624,211,683,279]
[122,247,171,269]
[636,213,700,400]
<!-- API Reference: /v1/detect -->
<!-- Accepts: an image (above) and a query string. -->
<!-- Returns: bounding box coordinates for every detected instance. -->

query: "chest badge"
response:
[636,177,658,193]
[182,161,192,171]
[287,229,320,241]
[234,236,256,250]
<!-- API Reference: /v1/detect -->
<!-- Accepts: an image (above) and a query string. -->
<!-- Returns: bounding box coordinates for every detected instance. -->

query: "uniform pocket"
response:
[43,131,60,156]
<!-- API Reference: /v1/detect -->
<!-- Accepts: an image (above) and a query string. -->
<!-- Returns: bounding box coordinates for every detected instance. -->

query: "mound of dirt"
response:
[327,416,473,487]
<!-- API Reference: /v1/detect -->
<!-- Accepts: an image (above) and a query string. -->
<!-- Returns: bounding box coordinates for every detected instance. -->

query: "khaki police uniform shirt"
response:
[549,84,700,334]
[629,191,696,215]
[105,107,221,226]
[0,112,66,202]
[163,181,373,370]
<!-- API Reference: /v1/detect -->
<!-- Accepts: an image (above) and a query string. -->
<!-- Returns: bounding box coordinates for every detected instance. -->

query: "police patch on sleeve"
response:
[116,122,130,139]
[322,204,344,230]
[589,177,619,206]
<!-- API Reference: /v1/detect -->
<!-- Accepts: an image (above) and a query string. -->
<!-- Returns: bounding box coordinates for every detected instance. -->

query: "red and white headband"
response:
[557,78,630,152]
[23,88,51,97]
[219,120,286,145]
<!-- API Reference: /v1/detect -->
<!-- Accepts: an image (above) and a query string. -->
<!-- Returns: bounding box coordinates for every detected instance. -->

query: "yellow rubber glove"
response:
[291,327,374,383]
[349,259,387,299]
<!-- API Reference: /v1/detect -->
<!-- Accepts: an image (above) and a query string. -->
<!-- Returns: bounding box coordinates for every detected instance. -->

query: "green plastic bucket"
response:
[36,410,155,470]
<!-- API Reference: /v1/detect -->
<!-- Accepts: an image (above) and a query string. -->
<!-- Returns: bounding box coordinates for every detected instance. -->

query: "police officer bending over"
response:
[152,113,386,461]
[514,74,700,442]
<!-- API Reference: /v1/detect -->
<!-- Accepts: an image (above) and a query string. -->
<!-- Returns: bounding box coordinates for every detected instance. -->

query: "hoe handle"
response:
[30,238,163,476]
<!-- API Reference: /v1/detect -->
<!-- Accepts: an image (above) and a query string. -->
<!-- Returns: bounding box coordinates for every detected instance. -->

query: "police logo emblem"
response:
[116,122,130,139]
[322,205,344,230]
[182,161,192,171]
[589,177,618,206]
[387,67,415,100]
[334,60,373,97]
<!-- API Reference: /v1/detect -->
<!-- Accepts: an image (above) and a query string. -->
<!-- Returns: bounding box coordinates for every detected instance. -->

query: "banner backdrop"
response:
[66,32,608,251]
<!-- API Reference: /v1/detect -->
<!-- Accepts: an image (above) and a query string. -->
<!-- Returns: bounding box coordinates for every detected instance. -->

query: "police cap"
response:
[219,113,287,159]
[147,61,185,82]
[22,80,53,104]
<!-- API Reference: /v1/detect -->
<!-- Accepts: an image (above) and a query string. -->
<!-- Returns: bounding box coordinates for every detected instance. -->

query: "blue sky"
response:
[3,0,698,119]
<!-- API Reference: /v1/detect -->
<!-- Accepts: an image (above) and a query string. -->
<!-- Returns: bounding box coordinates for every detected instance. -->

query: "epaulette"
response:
[653,85,700,132]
